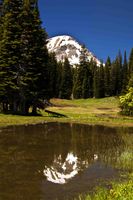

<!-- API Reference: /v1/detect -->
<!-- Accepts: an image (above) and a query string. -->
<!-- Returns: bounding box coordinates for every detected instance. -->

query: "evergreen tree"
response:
[55,61,63,98]
[110,52,122,96]
[93,67,99,98]
[48,53,61,98]
[0,0,49,114]
[99,63,105,98]
[89,59,97,97]
[122,51,128,93]
[117,50,123,94]
[128,48,133,78]
[20,0,49,114]
[0,0,6,110]
[110,62,117,96]
[72,66,78,99]
[0,0,22,112]
[93,64,105,98]
[104,56,111,96]
[73,46,88,99]
[82,69,90,99]
[60,58,73,99]
[73,65,84,99]
[82,62,93,98]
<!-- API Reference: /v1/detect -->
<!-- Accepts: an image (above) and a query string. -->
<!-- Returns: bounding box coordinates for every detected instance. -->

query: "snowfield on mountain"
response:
[47,35,101,66]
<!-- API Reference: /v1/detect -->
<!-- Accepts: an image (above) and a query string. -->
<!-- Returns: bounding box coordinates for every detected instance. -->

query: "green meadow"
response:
[0,97,132,128]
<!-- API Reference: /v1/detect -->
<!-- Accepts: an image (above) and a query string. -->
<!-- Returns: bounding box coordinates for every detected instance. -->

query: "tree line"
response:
[0,0,133,115]
[73,48,133,99]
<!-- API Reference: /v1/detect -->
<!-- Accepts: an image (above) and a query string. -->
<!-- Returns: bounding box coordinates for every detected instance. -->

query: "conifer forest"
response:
[0,0,133,115]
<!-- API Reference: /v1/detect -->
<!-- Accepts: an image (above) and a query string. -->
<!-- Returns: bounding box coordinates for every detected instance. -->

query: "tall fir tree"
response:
[110,61,117,96]
[93,64,105,98]
[73,65,84,99]
[99,63,105,98]
[117,50,123,94]
[0,0,49,114]
[0,0,22,112]
[93,66,99,98]
[0,0,5,110]
[82,62,93,98]
[20,0,49,114]
[82,69,89,99]
[110,52,122,96]
[60,58,73,99]
[128,48,133,78]
[55,61,63,98]
[48,53,61,98]
[122,51,128,93]
[73,46,88,99]
[89,59,97,97]
[104,56,111,96]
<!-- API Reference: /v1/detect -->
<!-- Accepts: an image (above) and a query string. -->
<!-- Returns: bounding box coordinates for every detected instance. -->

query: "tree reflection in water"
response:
[0,123,132,200]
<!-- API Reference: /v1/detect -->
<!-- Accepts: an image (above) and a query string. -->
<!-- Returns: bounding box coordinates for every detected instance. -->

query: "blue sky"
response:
[38,0,133,62]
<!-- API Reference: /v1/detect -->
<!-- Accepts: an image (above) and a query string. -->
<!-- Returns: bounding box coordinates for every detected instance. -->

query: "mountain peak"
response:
[47,35,101,66]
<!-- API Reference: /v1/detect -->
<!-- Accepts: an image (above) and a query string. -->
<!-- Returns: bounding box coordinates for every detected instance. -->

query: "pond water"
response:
[0,123,133,200]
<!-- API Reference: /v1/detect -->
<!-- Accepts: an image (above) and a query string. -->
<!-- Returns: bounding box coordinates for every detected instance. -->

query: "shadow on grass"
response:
[1,109,68,118]
[1,110,42,116]
[45,109,68,118]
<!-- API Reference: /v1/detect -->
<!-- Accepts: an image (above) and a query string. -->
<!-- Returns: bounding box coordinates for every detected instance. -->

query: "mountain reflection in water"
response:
[44,153,78,184]
[0,123,132,200]
[43,152,99,184]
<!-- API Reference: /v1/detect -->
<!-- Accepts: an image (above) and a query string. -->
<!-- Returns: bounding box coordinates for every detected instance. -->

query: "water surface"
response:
[0,123,133,200]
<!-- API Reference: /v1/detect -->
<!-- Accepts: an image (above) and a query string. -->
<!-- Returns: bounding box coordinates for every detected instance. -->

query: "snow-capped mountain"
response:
[47,35,101,66]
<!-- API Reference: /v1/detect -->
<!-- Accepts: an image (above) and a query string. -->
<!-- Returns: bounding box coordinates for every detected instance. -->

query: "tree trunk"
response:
[13,100,18,113]
[2,102,8,112]
[32,104,37,115]
[20,100,30,115]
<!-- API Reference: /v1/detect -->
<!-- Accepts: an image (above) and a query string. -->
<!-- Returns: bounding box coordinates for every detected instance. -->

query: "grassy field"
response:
[0,97,133,127]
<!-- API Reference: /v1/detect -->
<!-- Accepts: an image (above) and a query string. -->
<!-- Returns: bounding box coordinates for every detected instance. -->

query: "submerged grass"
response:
[75,140,133,200]
[76,174,133,200]
[0,97,133,127]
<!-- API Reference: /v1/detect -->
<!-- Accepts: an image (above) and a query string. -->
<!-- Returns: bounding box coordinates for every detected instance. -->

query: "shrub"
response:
[119,87,133,116]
